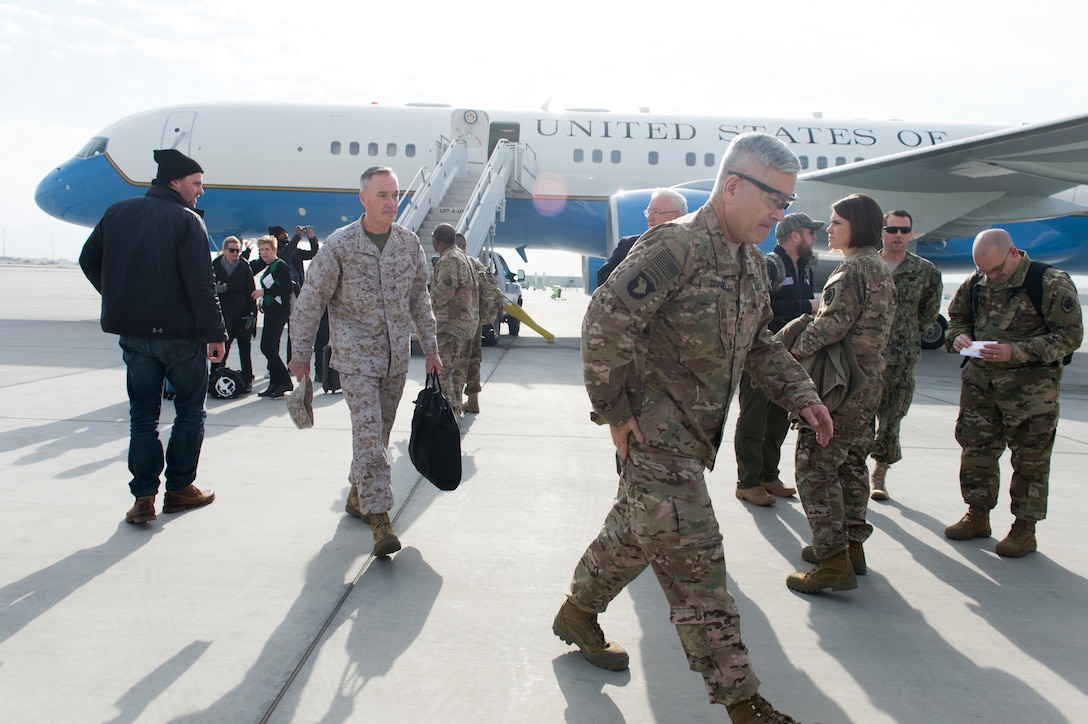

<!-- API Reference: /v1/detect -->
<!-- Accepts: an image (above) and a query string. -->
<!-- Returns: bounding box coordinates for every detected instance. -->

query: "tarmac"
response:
[1,263,1086,724]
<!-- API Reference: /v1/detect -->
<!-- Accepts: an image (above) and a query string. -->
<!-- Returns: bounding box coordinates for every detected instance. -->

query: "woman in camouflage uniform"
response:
[785,194,896,594]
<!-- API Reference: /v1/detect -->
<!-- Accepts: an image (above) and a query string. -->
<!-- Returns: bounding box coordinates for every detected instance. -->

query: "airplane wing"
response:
[799,112,1088,239]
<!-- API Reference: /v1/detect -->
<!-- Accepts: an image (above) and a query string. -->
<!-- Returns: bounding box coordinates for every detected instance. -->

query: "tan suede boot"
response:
[464,392,480,413]
[727,693,799,723]
[345,486,370,524]
[552,600,629,670]
[995,519,1037,557]
[801,540,866,575]
[787,550,858,594]
[370,512,401,557]
[944,505,991,540]
[125,496,157,524]
[870,461,890,501]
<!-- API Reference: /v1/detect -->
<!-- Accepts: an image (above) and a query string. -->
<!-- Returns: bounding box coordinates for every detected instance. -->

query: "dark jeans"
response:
[260,304,291,388]
[119,336,209,499]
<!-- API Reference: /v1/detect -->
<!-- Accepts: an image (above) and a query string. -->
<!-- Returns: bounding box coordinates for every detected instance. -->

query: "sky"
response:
[2,0,1087,274]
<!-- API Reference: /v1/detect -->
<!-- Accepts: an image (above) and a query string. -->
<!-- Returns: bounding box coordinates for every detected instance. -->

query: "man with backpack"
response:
[944,228,1082,557]
[456,233,504,414]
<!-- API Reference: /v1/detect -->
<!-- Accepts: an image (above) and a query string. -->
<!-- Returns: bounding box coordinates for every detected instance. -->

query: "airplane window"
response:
[592,150,603,163]
[573,149,584,162]
[406,144,416,158]
[387,143,397,157]
[685,152,696,166]
[798,156,809,170]
[648,151,659,165]
[705,153,715,167]
[349,142,360,156]
[817,156,828,169]
[835,156,847,166]
[76,136,108,159]
[611,150,621,164]
[330,141,342,155]
[855,156,864,162]
[368,143,379,156]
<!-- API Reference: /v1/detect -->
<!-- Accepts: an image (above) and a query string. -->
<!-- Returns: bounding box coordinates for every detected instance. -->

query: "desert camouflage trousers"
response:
[871,363,918,465]
[796,422,875,559]
[437,322,477,416]
[955,361,1060,521]
[341,370,409,514]
[568,444,760,706]
[465,324,483,395]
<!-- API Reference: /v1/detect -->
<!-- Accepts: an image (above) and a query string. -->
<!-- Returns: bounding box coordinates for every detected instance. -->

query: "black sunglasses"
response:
[883,226,912,234]
[224,248,241,253]
[727,171,796,211]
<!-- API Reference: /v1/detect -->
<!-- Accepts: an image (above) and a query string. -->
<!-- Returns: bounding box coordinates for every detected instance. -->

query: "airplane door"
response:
[161,111,196,154]
[488,122,520,158]
[452,109,489,164]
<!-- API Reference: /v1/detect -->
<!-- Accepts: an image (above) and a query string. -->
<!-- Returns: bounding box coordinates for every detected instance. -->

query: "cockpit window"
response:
[76,137,108,159]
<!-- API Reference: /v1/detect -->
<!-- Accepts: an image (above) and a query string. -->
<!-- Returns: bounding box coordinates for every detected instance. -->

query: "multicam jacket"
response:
[289,217,438,377]
[431,246,479,330]
[583,203,822,470]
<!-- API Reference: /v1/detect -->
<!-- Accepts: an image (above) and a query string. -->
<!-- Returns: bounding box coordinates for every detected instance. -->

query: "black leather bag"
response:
[408,373,462,491]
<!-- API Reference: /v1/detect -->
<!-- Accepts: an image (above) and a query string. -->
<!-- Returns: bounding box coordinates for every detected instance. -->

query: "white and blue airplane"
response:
[35,102,1088,283]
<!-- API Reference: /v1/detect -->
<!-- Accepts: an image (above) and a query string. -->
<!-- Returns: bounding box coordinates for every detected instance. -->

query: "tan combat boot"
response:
[944,505,991,540]
[995,518,1037,557]
[345,486,370,523]
[552,600,629,670]
[464,392,480,414]
[370,512,401,557]
[870,461,890,501]
[801,540,866,576]
[786,550,857,594]
[727,693,800,723]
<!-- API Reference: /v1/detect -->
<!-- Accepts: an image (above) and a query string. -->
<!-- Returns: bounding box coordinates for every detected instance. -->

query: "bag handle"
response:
[427,371,444,393]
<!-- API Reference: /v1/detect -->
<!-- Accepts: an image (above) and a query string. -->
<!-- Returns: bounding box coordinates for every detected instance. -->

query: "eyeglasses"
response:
[644,208,682,219]
[224,248,241,253]
[883,226,912,235]
[977,247,1014,277]
[727,171,796,211]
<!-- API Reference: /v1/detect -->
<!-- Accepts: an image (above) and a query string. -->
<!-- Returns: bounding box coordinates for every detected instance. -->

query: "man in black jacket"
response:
[212,236,257,390]
[733,212,822,506]
[80,149,226,525]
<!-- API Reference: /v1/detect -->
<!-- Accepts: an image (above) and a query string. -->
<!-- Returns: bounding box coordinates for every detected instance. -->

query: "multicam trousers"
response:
[955,361,1060,521]
[340,371,409,514]
[568,444,760,706]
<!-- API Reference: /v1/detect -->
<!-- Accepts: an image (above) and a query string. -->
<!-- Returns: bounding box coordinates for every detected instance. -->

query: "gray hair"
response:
[650,187,688,214]
[715,132,801,192]
[360,166,397,191]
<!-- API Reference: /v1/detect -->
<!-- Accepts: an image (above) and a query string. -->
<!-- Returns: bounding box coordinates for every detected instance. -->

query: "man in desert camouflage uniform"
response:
[552,133,833,724]
[869,210,942,501]
[944,228,1082,557]
[289,166,442,558]
[430,224,478,418]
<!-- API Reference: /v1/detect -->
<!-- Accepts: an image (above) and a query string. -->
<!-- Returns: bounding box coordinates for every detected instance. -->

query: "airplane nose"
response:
[34,168,68,220]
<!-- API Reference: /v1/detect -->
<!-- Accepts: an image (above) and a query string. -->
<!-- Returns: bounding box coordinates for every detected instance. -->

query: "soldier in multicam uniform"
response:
[430,224,479,418]
[944,228,1082,557]
[456,232,503,414]
[785,194,896,595]
[552,133,833,724]
[288,167,442,558]
[869,210,942,501]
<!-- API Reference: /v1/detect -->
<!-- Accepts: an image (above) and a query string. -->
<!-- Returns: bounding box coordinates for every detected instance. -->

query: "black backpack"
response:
[969,261,1072,366]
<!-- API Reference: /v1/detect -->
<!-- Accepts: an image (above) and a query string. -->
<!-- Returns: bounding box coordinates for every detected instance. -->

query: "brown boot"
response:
[727,693,799,723]
[762,479,796,497]
[944,505,991,540]
[801,541,866,575]
[370,512,401,557]
[870,461,889,501]
[162,484,215,513]
[126,496,157,524]
[552,600,629,671]
[995,519,1037,557]
[464,392,480,414]
[736,485,776,506]
[787,550,857,594]
[345,487,370,524]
